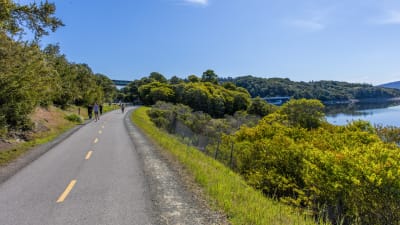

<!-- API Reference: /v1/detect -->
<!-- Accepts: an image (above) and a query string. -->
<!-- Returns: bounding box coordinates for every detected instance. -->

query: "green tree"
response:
[149,72,167,83]
[182,84,210,113]
[280,99,325,129]
[201,69,218,84]
[248,97,277,117]
[231,75,400,101]
[149,86,175,103]
[138,82,173,105]
[0,33,58,129]
[169,75,183,84]
[187,74,200,83]
[0,0,63,40]
[233,93,251,112]
[73,64,103,105]
[43,44,77,107]
[0,0,63,131]
[95,73,118,103]
[222,82,237,91]
[120,77,152,104]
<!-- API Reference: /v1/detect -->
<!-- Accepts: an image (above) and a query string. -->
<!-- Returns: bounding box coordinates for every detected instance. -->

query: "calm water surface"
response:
[326,102,400,127]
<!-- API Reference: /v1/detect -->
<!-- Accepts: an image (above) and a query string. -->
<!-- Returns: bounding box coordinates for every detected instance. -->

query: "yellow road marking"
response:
[56,180,77,203]
[98,130,102,134]
[85,151,93,160]
[94,138,98,144]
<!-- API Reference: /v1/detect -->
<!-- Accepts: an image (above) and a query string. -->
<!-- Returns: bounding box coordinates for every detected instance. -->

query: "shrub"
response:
[64,114,82,123]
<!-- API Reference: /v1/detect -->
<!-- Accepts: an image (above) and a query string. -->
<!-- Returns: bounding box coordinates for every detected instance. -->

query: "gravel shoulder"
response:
[125,109,230,225]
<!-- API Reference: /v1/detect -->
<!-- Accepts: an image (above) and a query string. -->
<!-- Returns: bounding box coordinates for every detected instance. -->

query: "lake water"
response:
[326,101,400,127]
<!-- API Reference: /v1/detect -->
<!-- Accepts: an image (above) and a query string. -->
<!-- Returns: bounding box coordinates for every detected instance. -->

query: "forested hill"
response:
[379,81,400,90]
[221,76,400,101]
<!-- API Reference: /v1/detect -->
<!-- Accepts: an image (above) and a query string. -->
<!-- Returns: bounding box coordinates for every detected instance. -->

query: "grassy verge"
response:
[102,104,120,114]
[0,126,74,166]
[132,106,327,225]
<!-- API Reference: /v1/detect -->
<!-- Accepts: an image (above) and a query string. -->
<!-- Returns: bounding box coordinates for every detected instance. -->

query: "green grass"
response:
[0,125,74,166]
[102,104,119,113]
[132,106,328,225]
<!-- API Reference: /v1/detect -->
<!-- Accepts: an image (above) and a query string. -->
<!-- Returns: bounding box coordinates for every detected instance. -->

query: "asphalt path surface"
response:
[0,107,228,225]
[0,108,153,225]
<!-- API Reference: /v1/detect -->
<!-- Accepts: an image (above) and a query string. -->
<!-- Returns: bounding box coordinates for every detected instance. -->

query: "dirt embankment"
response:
[0,106,81,153]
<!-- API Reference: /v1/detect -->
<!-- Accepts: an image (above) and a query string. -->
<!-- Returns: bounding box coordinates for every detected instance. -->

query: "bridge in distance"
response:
[112,80,131,87]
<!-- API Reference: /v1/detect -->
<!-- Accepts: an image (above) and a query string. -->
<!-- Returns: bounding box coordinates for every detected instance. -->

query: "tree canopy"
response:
[224,75,400,101]
[0,0,63,41]
[0,1,116,134]
[127,72,253,118]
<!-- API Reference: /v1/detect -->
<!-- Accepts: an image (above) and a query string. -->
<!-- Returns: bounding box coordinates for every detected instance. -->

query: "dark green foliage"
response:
[147,101,257,141]
[64,114,82,123]
[233,93,251,112]
[147,101,194,133]
[136,76,252,118]
[0,36,110,131]
[148,107,174,132]
[227,75,400,101]
[280,99,325,129]
[95,73,118,103]
[201,69,218,84]
[247,97,277,117]
[0,0,65,131]
[222,82,237,91]
[43,45,109,108]
[169,75,184,84]
[187,74,200,83]
[0,0,64,40]
[138,82,174,105]
[0,33,57,130]
[149,86,175,103]
[120,77,152,103]
[149,72,167,83]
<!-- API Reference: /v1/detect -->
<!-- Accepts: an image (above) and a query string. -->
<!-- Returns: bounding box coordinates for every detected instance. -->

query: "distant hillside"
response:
[220,76,400,102]
[379,81,400,90]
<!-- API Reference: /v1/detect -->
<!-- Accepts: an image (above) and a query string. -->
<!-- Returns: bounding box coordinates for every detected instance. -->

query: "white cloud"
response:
[376,10,400,25]
[183,0,208,6]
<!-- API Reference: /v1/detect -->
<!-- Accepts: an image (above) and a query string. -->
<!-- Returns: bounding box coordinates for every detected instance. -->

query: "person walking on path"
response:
[87,104,93,119]
[121,103,125,113]
[93,102,100,122]
[99,104,103,115]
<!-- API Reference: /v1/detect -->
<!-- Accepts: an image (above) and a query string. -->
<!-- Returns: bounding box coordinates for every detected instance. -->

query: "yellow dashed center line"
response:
[98,130,102,134]
[56,180,77,203]
[94,138,98,144]
[85,151,93,160]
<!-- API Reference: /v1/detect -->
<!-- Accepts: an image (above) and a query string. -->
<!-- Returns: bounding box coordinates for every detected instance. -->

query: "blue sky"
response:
[30,0,400,84]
